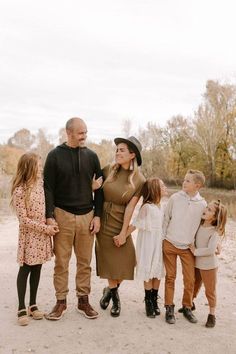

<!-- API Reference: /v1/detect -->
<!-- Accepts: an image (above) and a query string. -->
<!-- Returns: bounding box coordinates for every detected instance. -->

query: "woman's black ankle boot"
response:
[151,289,160,316]
[145,290,155,318]
[110,287,121,317]
[100,287,112,310]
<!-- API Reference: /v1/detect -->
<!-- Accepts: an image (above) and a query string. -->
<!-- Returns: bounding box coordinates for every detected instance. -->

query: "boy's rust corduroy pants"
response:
[163,239,195,308]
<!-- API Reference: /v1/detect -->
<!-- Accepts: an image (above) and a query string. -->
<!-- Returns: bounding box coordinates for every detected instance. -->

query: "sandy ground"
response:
[0,214,236,354]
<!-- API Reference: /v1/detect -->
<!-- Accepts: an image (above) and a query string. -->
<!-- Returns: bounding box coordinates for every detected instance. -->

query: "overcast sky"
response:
[0,0,236,144]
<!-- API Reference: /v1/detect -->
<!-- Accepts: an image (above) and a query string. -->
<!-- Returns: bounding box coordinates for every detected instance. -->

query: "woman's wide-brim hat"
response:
[114,136,142,166]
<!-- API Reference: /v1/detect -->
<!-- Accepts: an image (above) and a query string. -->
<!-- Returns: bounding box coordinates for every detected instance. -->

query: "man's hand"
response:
[46,218,59,236]
[46,224,59,236]
[92,175,103,191]
[90,216,101,235]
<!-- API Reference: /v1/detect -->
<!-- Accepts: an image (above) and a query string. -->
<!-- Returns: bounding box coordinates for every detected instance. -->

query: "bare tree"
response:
[8,128,35,151]
[59,127,67,144]
[34,129,54,163]
[164,116,194,178]
[122,119,132,137]
[193,80,236,186]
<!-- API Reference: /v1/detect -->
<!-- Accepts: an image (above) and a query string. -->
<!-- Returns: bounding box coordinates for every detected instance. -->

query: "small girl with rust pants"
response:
[189,199,227,328]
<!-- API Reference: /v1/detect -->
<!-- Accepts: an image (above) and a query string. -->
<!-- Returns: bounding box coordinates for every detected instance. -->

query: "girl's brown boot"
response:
[205,314,216,328]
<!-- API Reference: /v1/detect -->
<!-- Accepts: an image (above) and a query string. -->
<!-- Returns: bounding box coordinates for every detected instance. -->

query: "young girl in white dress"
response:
[127,177,167,318]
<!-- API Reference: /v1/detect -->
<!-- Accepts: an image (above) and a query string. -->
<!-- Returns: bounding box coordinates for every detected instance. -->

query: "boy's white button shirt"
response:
[162,191,207,249]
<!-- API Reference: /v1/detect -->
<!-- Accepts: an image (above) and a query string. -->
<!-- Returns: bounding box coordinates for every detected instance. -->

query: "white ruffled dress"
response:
[132,203,164,281]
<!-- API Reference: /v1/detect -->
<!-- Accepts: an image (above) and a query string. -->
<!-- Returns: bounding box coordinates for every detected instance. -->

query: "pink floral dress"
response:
[13,180,53,266]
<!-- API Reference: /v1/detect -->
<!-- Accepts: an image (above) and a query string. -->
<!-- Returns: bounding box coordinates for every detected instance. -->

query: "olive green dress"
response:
[95,165,145,280]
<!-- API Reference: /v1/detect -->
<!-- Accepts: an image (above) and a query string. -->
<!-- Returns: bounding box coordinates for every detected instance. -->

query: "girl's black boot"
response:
[151,289,160,316]
[145,290,155,318]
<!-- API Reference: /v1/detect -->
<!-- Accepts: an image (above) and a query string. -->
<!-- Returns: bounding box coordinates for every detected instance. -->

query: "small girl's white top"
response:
[194,225,220,270]
[132,203,164,281]
[13,179,53,266]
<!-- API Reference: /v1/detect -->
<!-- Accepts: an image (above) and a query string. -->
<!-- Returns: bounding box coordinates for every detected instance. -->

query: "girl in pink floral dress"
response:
[11,153,59,326]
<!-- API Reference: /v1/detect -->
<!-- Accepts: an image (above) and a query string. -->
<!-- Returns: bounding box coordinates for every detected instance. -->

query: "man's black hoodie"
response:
[44,143,103,218]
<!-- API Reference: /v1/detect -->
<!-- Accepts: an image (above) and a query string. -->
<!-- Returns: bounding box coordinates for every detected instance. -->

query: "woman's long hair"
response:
[103,145,139,196]
[10,153,39,208]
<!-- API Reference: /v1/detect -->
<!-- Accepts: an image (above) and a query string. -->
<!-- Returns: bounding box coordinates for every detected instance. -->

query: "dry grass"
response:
[0,184,235,219]
[168,186,236,220]
[0,174,11,198]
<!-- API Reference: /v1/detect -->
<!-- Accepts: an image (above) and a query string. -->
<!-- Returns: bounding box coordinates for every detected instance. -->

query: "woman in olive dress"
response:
[95,136,145,317]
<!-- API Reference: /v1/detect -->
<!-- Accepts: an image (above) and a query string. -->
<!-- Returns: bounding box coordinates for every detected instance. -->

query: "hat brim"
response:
[114,137,142,166]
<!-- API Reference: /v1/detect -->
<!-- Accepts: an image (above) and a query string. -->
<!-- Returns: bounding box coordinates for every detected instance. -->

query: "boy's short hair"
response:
[186,169,205,187]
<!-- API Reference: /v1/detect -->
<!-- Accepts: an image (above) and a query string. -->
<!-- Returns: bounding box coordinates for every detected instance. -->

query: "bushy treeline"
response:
[138,80,236,189]
[0,80,236,189]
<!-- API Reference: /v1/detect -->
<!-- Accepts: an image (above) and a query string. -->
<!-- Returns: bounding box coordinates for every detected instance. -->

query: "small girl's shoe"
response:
[28,305,44,320]
[18,309,29,326]
[205,314,216,328]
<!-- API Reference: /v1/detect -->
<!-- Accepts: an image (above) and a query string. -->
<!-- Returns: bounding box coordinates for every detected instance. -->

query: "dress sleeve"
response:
[132,204,161,232]
[13,187,48,234]
[194,233,220,257]
[102,164,111,180]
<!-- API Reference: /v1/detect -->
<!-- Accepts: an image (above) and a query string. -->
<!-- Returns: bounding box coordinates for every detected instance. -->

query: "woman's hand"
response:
[92,175,103,191]
[113,233,127,247]
[90,216,101,235]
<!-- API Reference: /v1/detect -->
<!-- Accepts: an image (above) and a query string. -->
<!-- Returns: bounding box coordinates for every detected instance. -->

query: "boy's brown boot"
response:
[165,305,175,324]
[77,295,98,319]
[45,299,67,320]
[178,302,195,313]
[182,306,198,323]
[205,314,216,328]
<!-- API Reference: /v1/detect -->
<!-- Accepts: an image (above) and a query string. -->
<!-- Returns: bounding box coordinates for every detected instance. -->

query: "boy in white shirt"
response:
[162,169,207,324]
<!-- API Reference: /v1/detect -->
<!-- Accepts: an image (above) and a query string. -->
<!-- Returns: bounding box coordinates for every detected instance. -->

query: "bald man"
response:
[44,117,103,320]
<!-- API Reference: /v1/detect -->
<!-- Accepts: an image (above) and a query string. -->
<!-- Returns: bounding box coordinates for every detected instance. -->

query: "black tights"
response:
[17,263,42,311]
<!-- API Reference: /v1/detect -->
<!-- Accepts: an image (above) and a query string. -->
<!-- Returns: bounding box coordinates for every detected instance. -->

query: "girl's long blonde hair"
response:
[211,199,228,237]
[11,153,40,208]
